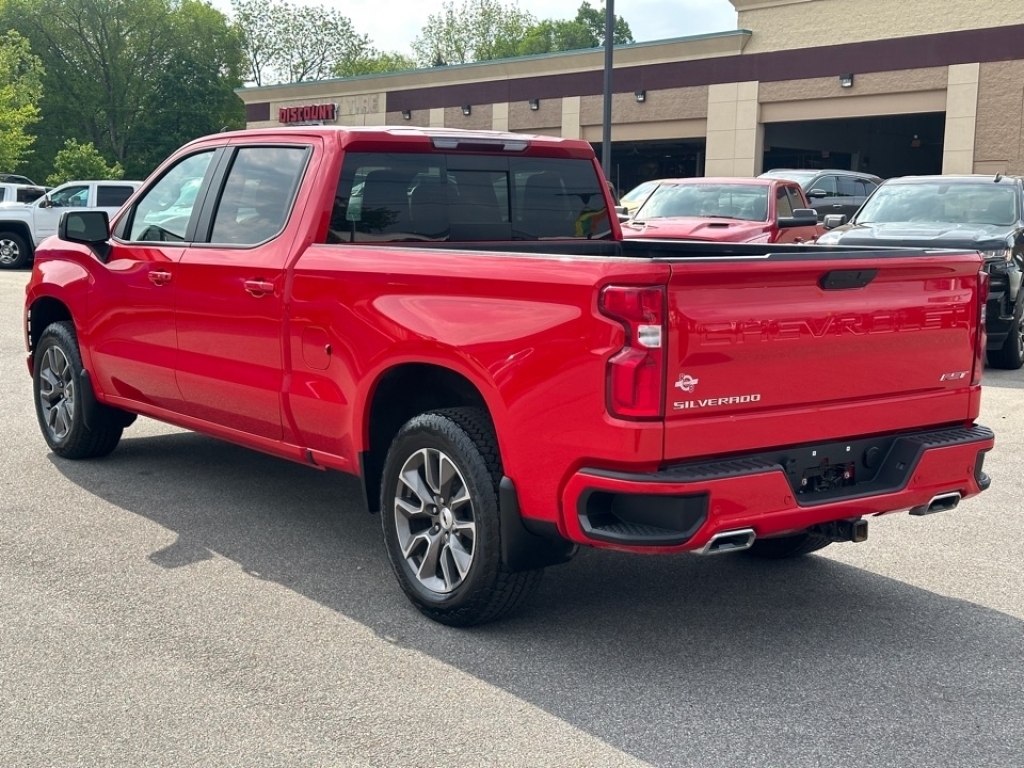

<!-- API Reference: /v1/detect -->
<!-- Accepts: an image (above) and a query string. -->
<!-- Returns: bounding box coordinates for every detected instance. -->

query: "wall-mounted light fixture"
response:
[529,99,540,111]
[634,90,646,103]
[839,73,854,88]
[401,110,411,120]
[461,105,472,116]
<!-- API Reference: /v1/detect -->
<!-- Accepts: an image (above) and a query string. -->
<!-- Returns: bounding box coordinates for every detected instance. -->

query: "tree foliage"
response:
[413,0,633,66]
[46,139,124,186]
[0,31,44,172]
[4,0,245,181]
[337,50,418,78]
[234,0,376,85]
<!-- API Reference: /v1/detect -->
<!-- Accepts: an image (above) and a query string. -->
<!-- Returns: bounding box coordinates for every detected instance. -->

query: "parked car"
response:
[817,174,1024,369]
[621,177,821,244]
[0,179,142,269]
[759,168,882,221]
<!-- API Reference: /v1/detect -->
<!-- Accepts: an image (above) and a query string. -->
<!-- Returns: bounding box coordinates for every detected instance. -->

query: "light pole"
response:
[601,0,614,182]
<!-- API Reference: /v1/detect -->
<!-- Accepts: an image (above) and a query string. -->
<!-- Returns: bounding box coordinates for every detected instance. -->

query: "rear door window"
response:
[208,146,310,246]
[97,185,136,207]
[837,176,858,197]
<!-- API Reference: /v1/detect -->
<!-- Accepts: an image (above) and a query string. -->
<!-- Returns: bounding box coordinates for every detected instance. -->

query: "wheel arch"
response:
[0,220,34,249]
[27,296,73,358]
[360,362,491,514]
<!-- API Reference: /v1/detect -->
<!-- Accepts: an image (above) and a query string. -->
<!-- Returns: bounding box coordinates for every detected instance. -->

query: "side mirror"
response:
[806,188,828,199]
[778,208,818,228]
[822,213,848,230]
[615,205,630,223]
[59,210,111,260]
[39,195,53,208]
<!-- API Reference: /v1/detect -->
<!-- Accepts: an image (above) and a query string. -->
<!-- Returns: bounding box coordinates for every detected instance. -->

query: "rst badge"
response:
[675,374,699,393]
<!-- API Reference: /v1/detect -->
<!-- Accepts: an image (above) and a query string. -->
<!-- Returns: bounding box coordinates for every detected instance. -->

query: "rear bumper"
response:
[560,425,994,553]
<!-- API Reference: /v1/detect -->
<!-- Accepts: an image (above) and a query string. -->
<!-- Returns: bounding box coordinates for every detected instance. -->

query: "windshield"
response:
[620,180,659,206]
[761,170,816,184]
[856,181,1020,226]
[634,183,769,222]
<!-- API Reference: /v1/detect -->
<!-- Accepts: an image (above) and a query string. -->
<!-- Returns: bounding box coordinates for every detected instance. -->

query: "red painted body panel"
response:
[23,127,994,556]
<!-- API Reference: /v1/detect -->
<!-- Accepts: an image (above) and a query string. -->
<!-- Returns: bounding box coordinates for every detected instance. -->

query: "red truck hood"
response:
[622,217,770,242]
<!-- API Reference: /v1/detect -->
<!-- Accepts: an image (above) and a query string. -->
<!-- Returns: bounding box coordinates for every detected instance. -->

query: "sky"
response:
[212,0,739,58]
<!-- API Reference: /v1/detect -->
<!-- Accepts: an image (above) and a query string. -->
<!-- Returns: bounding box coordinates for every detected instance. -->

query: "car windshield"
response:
[620,180,659,206]
[634,183,769,222]
[761,170,816,184]
[856,181,1020,226]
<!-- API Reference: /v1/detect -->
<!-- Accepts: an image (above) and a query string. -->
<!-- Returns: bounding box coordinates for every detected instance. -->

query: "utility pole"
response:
[601,0,614,181]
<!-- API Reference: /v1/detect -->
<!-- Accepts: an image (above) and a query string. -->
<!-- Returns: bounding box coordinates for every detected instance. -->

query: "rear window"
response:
[326,152,612,243]
[15,187,45,204]
[97,185,136,207]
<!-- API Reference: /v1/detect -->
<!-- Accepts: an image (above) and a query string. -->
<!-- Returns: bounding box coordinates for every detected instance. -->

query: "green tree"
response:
[520,2,633,55]
[234,0,376,84]
[412,0,536,66]
[46,139,124,185]
[0,31,43,172]
[5,0,244,181]
[337,50,418,78]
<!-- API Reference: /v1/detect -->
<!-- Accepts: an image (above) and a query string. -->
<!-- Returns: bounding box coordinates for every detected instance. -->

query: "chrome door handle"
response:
[244,279,274,297]
[149,270,172,285]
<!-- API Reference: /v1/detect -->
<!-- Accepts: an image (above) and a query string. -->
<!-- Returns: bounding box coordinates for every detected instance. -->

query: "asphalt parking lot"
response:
[2,268,1023,767]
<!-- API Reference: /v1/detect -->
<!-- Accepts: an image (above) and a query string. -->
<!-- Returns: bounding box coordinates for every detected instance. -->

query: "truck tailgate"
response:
[664,251,983,461]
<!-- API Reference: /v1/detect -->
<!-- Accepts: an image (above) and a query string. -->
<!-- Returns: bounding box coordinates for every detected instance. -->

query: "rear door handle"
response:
[149,270,172,285]
[244,279,274,297]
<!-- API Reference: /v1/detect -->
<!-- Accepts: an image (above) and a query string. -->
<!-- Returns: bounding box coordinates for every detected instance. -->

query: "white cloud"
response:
[211,0,738,58]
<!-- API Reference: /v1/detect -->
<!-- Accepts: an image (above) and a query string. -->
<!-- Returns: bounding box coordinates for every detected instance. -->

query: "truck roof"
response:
[189,125,599,160]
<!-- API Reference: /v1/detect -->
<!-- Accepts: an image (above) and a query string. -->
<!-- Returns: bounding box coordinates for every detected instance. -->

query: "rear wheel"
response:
[988,304,1024,370]
[743,531,832,559]
[380,407,543,626]
[0,231,30,269]
[33,322,124,459]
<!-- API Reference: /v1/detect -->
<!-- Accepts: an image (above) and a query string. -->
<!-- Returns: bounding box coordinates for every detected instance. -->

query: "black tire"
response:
[33,321,124,459]
[0,230,31,269]
[380,407,543,626]
[988,304,1024,370]
[743,531,832,559]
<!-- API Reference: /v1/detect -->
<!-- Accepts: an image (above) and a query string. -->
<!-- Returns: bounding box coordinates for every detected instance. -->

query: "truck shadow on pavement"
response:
[52,430,1024,768]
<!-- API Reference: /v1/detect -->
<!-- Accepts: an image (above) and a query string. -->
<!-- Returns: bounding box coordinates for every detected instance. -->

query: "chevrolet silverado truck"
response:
[0,179,141,269]
[24,126,994,625]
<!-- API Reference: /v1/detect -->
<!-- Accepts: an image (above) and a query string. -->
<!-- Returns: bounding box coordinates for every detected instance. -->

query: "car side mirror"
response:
[39,196,53,208]
[778,208,818,228]
[807,189,828,199]
[615,205,630,223]
[59,210,111,261]
[822,213,848,230]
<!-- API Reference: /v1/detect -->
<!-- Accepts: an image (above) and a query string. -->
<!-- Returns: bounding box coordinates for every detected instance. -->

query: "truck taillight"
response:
[599,285,666,419]
[973,269,989,386]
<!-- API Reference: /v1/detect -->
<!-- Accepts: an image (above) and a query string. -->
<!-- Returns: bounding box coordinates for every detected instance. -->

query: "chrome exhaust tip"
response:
[909,491,962,516]
[697,528,756,555]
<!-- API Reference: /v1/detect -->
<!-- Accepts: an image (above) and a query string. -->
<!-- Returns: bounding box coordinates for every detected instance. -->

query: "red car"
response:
[621,177,823,244]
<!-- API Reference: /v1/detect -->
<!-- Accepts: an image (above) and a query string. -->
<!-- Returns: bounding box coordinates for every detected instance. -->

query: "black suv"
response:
[759,169,882,221]
[817,174,1024,369]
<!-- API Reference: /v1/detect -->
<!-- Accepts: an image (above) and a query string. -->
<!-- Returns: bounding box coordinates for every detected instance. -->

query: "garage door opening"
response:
[591,139,706,198]
[763,113,945,179]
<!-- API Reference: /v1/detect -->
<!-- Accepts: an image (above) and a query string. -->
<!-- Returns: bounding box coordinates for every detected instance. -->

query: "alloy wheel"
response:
[393,447,477,594]
[0,238,20,267]
[38,345,76,441]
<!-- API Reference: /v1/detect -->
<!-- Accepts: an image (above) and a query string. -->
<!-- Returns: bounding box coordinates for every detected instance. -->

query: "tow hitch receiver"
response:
[812,518,869,543]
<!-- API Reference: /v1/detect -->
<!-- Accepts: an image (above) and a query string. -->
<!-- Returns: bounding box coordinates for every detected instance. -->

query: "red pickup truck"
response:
[25,126,994,625]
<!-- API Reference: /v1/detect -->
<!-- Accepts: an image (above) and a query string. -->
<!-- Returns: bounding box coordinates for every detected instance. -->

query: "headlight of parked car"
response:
[815,230,843,245]
[979,246,1013,269]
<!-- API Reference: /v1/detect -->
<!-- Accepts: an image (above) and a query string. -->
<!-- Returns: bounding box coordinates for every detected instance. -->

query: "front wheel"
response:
[33,322,124,459]
[380,407,543,626]
[743,531,832,559]
[0,231,30,269]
